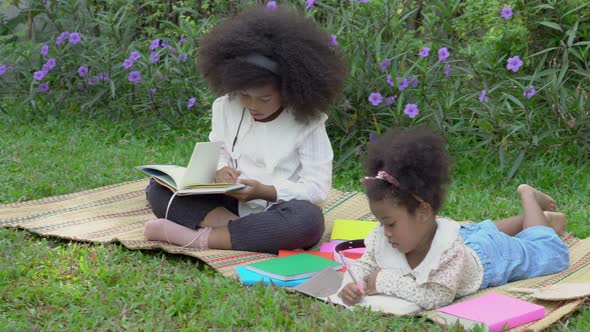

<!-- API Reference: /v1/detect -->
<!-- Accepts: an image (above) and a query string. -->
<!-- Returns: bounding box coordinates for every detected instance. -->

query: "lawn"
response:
[1,113,589,330]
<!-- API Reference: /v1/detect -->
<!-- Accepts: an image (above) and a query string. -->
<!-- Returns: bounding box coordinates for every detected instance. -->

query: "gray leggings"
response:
[145,179,325,254]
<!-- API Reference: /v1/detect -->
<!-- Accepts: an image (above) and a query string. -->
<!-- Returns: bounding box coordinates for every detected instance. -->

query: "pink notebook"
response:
[435,292,545,332]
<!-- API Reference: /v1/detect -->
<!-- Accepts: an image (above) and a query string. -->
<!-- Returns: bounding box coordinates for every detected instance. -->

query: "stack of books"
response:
[235,252,342,286]
[235,219,377,287]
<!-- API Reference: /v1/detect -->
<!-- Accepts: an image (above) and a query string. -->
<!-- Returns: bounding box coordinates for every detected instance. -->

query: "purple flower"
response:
[438,47,450,62]
[501,7,513,19]
[418,47,430,58]
[88,76,99,85]
[506,56,523,72]
[42,63,51,73]
[38,83,49,93]
[523,85,536,99]
[128,70,142,84]
[385,95,397,105]
[306,0,315,10]
[0,64,6,76]
[46,58,56,70]
[161,40,169,48]
[187,97,196,109]
[123,58,134,70]
[404,103,420,118]
[55,31,69,45]
[149,52,160,64]
[379,58,391,71]
[329,34,338,46]
[168,46,177,53]
[386,74,394,87]
[397,77,410,91]
[410,76,419,88]
[266,1,278,10]
[78,66,89,77]
[69,32,81,45]
[41,44,49,56]
[149,39,160,51]
[129,51,141,61]
[99,72,109,81]
[444,64,451,78]
[33,70,46,81]
[479,89,488,102]
[178,53,188,62]
[368,92,383,106]
[358,0,369,3]
[179,34,187,44]
[369,132,378,142]
[148,87,157,97]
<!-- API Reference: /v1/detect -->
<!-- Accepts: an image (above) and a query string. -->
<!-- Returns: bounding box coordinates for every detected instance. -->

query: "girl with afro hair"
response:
[338,127,569,310]
[143,5,346,254]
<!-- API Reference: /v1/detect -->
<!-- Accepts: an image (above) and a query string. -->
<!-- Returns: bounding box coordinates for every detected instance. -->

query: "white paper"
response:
[293,268,422,316]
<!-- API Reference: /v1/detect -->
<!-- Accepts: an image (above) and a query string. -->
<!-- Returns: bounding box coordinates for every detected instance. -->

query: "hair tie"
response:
[361,170,425,203]
[237,54,280,75]
[361,170,400,187]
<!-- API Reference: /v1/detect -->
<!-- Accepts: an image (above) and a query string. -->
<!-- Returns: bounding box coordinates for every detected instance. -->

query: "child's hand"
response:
[215,166,241,183]
[363,269,380,295]
[226,179,277,202]
[338,282,365,306]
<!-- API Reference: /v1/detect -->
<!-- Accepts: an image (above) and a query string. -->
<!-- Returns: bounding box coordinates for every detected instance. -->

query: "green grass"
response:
[1,113,589,330]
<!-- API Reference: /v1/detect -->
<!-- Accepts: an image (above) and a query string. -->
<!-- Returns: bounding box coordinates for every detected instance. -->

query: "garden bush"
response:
[1,0,588,175]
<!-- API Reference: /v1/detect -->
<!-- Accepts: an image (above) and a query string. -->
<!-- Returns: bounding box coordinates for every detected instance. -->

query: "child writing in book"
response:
[142,5,346,254]
[338,127,569,310]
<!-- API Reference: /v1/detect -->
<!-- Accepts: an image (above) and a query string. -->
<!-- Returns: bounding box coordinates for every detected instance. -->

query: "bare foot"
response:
[544,211,567,236]
[517,184,557,211]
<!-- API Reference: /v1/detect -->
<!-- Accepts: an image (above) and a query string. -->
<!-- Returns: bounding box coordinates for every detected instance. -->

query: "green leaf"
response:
[538,21,563,32]
[505,150,525,184]
[503,93,525,110]
[527,47,559,58]
[534,4,554,10]
[573,69,590,80]
[566,21,578,48]
[562,2,590,18]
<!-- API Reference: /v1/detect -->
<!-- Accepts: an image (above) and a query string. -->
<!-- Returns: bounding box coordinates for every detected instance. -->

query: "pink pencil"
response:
[220,145,233,168]
[338,251,363,289]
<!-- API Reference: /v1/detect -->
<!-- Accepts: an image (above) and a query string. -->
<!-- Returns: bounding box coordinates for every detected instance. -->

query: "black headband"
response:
[237,54,280,75]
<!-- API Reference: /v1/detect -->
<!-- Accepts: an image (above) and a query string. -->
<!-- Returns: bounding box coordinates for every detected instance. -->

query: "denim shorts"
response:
[460,220,569,289]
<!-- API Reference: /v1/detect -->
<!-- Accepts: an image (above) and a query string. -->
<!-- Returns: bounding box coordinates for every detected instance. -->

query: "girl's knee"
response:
[145,182,172,218]
[286,201,325,244]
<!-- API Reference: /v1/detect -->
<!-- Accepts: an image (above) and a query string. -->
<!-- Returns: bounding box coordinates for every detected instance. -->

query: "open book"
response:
[136,141,245,195]
[293,268,422,316]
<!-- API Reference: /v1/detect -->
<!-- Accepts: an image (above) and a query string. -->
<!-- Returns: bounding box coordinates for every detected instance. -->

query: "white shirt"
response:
[208,95,333,216]
[346,217,483,310]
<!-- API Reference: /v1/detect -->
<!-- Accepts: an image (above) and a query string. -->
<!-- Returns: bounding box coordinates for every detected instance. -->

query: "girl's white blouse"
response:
[208,95,333,216]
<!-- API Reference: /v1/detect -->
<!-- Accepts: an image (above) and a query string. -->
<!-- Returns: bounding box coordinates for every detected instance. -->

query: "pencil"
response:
[221,145,233,168]
[338,251,362,288]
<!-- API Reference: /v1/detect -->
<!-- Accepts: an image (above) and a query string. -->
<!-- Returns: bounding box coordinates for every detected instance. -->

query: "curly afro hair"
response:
[197,5,346,122]
[364,127,453,215]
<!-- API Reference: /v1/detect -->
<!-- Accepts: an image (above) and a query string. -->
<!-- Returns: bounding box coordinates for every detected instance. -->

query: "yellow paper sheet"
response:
[330,219,379,241]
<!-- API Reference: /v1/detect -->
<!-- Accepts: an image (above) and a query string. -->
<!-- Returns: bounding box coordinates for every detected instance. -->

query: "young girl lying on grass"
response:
[338,127,569,310]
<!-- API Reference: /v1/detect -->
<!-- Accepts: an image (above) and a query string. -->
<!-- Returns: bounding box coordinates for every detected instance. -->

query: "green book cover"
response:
[242,254,343,281]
